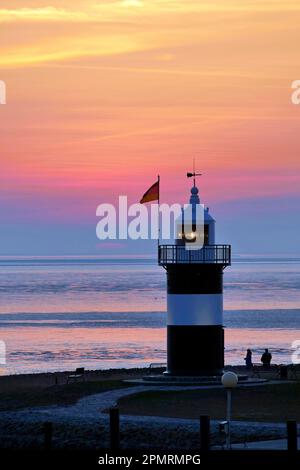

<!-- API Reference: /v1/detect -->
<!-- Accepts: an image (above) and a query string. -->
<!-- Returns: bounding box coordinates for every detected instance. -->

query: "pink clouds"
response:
[0,0,300,229]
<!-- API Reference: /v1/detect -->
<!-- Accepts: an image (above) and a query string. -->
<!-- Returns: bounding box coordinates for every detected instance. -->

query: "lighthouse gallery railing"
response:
[158,244,231,266]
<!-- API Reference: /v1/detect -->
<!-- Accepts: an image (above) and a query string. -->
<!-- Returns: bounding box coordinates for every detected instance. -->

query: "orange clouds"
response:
[0,0,300,212]
[1,0,299,69]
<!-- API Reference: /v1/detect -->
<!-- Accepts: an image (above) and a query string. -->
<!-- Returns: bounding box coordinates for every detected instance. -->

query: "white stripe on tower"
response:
[167,293,223,326]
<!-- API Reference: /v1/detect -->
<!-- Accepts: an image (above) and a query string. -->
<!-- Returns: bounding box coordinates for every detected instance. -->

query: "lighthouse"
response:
[158,175,231,376]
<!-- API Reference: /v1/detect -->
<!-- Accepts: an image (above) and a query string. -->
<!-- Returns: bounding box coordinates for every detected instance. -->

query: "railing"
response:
[158,244,231,266]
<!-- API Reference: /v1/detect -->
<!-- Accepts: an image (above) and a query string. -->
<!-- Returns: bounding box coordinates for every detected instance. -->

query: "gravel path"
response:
[0,384,297,450]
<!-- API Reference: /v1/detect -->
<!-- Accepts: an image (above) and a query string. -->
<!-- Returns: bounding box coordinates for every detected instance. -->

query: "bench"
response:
[67,367,85,384]
[149,362,166,369]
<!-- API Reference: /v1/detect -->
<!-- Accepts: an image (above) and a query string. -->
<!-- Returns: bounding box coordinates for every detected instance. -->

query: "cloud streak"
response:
[1,0,300,68]
[0,7,88,23]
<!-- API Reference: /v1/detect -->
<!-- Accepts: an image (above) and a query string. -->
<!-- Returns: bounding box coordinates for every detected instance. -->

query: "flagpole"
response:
[157,175,160,252]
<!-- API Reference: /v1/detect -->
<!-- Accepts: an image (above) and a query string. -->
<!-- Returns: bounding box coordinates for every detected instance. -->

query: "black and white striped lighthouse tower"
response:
[158,175,231,376]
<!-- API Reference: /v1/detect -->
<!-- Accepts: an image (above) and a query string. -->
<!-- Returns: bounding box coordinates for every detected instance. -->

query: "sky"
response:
[0,0,300,255]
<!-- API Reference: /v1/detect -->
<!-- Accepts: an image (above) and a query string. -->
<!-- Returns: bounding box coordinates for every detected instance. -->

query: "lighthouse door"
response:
[204,224,209,245]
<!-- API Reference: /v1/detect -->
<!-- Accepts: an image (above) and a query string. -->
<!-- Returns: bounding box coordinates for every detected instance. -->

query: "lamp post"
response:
[221,371,238,450]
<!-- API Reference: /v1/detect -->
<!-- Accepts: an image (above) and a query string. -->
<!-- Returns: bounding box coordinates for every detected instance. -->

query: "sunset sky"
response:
[1,0,300,254]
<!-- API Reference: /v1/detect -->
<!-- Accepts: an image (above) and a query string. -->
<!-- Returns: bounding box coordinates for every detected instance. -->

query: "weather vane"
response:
[187,158,202,186]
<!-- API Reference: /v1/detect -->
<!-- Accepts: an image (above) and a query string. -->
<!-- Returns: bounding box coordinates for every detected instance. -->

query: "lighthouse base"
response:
[166,325,224,376]
[142,374,249,385]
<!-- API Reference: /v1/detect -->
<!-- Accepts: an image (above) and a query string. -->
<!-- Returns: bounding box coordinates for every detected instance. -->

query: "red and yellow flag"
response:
[140,178,159,204]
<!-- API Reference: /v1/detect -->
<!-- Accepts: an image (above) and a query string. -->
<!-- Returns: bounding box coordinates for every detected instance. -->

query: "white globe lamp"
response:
[221,371,238,449]
[221,371,238,388]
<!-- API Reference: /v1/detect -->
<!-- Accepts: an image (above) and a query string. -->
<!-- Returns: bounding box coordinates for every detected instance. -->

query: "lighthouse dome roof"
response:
[204,207,215,223]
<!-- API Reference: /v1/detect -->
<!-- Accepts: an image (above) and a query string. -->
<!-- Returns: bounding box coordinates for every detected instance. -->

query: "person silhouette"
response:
[244,349,253,370]
[261,348,272,369]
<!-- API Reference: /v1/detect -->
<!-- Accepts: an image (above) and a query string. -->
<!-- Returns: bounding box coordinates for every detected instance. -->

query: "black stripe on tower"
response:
[167,265,223,294]
[167,326,224,376]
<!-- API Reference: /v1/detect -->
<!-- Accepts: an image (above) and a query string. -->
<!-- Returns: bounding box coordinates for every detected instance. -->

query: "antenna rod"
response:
[193,157,195,186]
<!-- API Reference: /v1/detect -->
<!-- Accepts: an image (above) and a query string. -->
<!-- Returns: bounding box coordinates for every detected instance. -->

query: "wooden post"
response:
[43,422,53,451]
[287,420,297,452]
[110,407,120,450]
[200,415,210,451]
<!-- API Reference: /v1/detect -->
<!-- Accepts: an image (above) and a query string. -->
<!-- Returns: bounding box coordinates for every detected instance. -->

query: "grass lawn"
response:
[0,380,133,411]
[117,382,300,422]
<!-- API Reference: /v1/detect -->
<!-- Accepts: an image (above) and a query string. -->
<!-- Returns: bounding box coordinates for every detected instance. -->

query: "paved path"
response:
[0,385,218,426]
[0,384,298,449]
[0,383,295,430]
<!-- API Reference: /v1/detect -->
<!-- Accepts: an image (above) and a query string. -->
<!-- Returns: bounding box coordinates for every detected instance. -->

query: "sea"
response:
[0,254,300,375]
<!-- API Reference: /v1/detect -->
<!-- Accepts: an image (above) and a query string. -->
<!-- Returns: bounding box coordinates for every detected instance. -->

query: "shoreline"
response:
[0,364,290,392]
[0,367,153,393]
